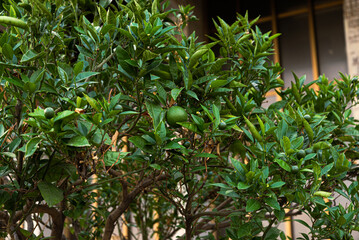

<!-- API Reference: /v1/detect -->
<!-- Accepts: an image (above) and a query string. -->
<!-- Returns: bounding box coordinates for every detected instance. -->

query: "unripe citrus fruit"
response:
[166,106,187,127]
[291,165,299,173]
[44,107,55,119]
[297,149,306,159]
[219,121,227,130]
[114,104,123,112]
[304,114,311,122]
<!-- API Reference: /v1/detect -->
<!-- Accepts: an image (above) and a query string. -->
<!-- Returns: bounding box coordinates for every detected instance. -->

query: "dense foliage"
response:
[0,0,359,239]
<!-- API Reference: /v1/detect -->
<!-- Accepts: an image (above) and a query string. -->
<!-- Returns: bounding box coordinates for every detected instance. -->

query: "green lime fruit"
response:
[291,165,299,173]
[304,114,311,122]
[114,104,123,112]
[166,106,187,127]
[297,149,306,159]
[76,87,86,97]
[183,141,191,148]
[44,107,55,119]
[219,121,227,130]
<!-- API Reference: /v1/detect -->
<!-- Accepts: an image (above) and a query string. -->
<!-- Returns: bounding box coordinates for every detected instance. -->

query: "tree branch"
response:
[93,52,116,72]
[11,204,64,240]
[103,173,169,240]
[30,205,64,240]
[192,209,244,220]
[195,219,231,232]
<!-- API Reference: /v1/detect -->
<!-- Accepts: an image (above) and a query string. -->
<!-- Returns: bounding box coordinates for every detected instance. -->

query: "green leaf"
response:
[73,61,84,76]
[237,182,250,190]
[151,0,158,13]
[0,152,16,158]
[30,69,45,83]
[282,136,291,153]
[154,121,166,144]
[129,136,146,150]
[109,93,122,110]
[54,110,75,122]
[143,50,158,62]
[313,191,332,198]
[164,141,182,149]
[186,90,199,101]
[155,82,167,104]
[150,164,161,170]
[264,196,281,210]
[194,153,217,158]
[246,199,261,212]
[67,136,90,147]
[337,216,346,226]
[189,48,208,68]
[145,101,162,128]
[229,81,246,88]
[303,119,313,143]
[29,107,45,119]
[321,162,334,176]
[104,151,129,166]
[20,50,45,63]
[38,181,63,207]
[0,166,10,178]
[274,159,291,172]
[58,66,68,83]
[183,68,193,90]
[2,43,13,60]
[171,88,183,101]
[210,183,230,188]
[213,104,220,126]
[76,72,99,82]
[291,136,304,150]
[3,76,24,88]
[25,137,41,158]
[200,104,214,122]
[83,94,100,112]
[312,141,331,151]
[303,153,316,161]
[191,114,205,127]
[210,79,227,88]
[99,0,111,8]
[270,181,286,189]
[275,209,285,221]
[256,115,265,135]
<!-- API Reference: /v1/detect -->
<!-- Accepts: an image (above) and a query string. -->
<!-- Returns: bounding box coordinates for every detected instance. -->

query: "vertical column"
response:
[308,0,320,88]
[270,0,283,102]
[121,136,129,239]
[270,0,280,65]
[344,0,359,118]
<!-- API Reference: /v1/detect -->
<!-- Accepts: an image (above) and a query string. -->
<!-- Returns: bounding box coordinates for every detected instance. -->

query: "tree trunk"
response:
[103,174,168,240]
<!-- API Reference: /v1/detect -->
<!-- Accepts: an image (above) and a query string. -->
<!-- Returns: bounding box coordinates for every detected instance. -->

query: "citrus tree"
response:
[0,0,359,239]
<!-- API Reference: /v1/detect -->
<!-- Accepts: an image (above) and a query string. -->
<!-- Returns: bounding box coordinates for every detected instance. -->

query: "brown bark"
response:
[102,173,168,240]
[3,204,64,240]
[25,205,64,240]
